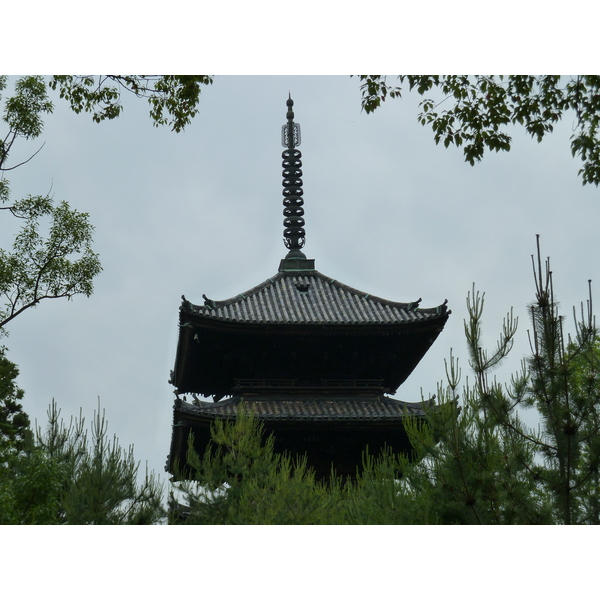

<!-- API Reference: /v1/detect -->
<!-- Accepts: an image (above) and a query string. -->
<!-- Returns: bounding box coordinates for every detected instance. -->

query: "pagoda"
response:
[167,96,450,479]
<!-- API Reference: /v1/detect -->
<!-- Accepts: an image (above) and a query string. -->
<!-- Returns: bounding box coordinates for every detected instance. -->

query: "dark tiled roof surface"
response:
[182,269,448,326]
[175,394,426,421]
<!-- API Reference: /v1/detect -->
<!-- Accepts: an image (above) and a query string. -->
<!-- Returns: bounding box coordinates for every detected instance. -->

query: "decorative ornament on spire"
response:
[281,94,305,253]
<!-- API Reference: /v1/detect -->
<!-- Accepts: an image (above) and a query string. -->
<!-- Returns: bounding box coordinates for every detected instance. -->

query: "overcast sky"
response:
[4,75,600,495]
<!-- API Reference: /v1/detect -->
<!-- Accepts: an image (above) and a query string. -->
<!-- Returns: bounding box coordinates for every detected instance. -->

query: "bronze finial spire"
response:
[281,95,305,254]
[278,96,315,272]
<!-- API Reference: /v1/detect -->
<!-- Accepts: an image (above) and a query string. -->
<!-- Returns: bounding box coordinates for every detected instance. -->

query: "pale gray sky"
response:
[4,75,600,491]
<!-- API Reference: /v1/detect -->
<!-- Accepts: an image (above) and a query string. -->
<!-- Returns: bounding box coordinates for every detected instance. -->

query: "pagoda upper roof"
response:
[181,268,448,328]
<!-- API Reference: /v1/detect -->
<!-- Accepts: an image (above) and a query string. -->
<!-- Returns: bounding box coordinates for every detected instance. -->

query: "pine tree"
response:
[0,400,165,524]
[0,347,32,456]
[170,409,345,524]
[523,237,600,524]
[396,236,600,524]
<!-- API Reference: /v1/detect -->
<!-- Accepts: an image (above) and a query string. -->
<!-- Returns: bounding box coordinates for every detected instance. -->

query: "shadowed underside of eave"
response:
[172,316,447,398]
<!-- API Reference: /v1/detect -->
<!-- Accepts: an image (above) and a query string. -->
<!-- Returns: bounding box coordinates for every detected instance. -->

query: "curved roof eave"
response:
[180,269,450,327]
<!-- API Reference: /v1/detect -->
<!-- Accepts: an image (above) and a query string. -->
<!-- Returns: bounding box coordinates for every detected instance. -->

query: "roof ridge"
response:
[309,271,448,313]
[195,271,286,309]
[197,269,445,311]
[182,269,450,322]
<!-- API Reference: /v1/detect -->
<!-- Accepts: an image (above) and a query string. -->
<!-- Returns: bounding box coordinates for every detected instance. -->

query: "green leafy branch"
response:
[0,194,101,336]
[357,75,600,186]
[49,75,213,132]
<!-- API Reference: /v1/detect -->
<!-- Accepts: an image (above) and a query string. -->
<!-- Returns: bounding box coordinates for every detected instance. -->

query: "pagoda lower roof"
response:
[168,394,429,479]
[174,394,426,422]
[181,269,448,327]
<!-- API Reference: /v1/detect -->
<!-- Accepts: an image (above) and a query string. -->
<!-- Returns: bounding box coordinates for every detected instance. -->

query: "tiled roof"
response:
[175,394,426,422]
[181,269,448,326]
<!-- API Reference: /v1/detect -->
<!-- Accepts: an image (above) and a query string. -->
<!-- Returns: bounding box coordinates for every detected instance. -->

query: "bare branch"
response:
[0,142,46,172]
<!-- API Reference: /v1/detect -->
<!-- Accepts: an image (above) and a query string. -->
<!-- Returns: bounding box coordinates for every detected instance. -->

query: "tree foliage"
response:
[48,75,213,132]
[1,74,214,336]
[0,193,102,335]
[0,400,165,524]
[170,411,344,524]
[398,293,552,524]
[1,76,102,338]
[357,75,600,186]
[0,347,31,458]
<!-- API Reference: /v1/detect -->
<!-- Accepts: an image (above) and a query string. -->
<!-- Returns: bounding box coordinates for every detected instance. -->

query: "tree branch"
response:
[0,142,46,172]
